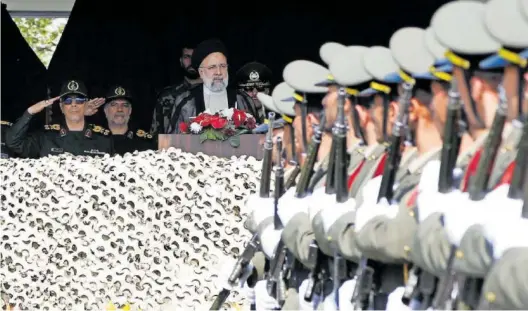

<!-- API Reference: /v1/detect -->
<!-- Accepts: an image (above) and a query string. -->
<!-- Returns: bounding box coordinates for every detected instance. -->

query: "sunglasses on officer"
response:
[62,96,88,105]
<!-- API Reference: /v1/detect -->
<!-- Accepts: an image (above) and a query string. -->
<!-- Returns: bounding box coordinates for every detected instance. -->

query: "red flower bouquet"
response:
[179,108,257,147]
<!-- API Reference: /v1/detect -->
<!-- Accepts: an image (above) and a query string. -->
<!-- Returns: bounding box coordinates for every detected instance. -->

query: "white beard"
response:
[203,76,228,92]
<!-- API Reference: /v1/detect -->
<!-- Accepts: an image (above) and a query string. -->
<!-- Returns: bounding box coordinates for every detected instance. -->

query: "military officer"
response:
[103,85,155,155]
[6,80,114,158]
[237,61,273,121]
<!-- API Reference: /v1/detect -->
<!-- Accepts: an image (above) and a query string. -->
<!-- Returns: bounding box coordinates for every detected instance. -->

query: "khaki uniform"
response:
[410,133,488,277]
[477,247,528,310]
[326,146,417,263]
[355,147,441,264]
[452,125,523,277]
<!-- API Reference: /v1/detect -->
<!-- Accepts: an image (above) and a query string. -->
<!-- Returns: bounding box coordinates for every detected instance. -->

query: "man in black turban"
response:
[166,38,263,133]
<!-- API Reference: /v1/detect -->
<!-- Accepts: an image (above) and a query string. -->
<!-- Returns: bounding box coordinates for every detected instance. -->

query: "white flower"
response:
[220,108,234,120]
[190,122,203,134]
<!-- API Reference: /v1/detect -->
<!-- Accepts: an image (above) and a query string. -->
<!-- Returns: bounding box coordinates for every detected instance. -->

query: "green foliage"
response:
[13,17,67,67]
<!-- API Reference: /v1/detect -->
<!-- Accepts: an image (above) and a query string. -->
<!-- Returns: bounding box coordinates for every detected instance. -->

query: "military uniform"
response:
[104,86,156,155]
[1,120,14,158]
[237,61,273,121]
[6,80,114,158]
[151,80,201,134]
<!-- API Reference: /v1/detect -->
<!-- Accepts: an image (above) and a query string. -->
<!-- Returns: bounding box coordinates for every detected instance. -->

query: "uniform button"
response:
[485,291,496,302]
[455,250,464,259]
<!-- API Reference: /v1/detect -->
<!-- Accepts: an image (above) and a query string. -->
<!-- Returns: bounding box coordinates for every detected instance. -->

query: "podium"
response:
[158,134,266,160]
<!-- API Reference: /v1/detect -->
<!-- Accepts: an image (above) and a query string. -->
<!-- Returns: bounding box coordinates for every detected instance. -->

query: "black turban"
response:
[191,38,228,70]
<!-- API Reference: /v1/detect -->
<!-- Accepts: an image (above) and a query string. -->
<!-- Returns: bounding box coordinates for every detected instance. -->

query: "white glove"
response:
[255,280,280,311]
[321,199,356,234]
[308,187,335,223]
[298,279,318,311]
[360,175,383,207]
[443,194,483,246]
[417,189,465,223]
[386,287,411,311]
[260,224,283,258]
[418,160,440,193]
[248,194,275,227]
[354,199,390,232]
[217,257,254,290]
[277,187,311,225]
[486,218,528,260]
[482,184,523,219]
[322,291,338,311]
[338,278,357,311]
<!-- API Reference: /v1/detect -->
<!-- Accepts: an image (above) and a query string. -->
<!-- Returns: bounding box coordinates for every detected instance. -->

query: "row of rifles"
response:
[210,74,528,310]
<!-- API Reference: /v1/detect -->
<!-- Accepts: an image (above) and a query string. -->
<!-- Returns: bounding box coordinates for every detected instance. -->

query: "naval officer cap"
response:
[414,27,454,81]
[479,0,528,69]
[328,46,372,95]
[360,46,401,96]
[390,27,452,83]
[315,42,346,86]
[282,60,327,108]
[271,82,296,117]
[252,92,288,133]
[431,0,501,71]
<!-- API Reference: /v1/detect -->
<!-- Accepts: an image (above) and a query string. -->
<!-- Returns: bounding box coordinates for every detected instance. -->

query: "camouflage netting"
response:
[0,148,266,311]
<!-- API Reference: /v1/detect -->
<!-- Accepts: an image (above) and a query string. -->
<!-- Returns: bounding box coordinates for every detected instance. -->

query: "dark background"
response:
[2,0,451,131]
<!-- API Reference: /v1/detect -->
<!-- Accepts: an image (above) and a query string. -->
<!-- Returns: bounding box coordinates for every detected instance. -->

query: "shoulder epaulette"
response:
[136,129,153,139]
[91,124,111,136]
[44,124,61,131]
[1,120,13,126]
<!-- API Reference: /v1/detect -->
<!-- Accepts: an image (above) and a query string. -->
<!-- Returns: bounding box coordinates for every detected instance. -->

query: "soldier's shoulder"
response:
[90,124,111,136]
[135,129,154,140]
[44,123,61,131]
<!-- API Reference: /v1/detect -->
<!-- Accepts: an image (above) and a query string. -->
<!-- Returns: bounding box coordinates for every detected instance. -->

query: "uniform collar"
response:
[408,146,442,174]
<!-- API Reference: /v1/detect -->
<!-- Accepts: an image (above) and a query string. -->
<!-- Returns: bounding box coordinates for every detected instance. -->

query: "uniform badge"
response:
[115,87,126,96]
[249,71,260,81]
[60,128,67,137]
[127,131,134,139]
[51,148,64,153]
[85,129,92,138]
[136,129,146,138]
[67,80,79,91]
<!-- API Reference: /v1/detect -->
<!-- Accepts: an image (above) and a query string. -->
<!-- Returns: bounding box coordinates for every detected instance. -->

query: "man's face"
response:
[105,99,132,126]
[181,48,199,78]
[430,81,449,133]
[292,104,307,155]
[199,52,229,92]
[368,94,394,141]
[60,95,86,123]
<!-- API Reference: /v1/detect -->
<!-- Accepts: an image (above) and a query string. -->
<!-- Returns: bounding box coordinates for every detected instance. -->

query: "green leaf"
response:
[206,128,217,140]
[199,132,208,143]
[214,130,226,140]
[229,135,241,148]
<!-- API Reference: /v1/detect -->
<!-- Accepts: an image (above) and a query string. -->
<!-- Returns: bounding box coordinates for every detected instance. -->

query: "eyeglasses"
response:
[200,63,228,72]
[62,97,87,105]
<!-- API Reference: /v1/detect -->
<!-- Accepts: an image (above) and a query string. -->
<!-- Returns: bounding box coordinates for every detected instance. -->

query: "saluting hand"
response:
[85,98,106,116]
[27,96,60,115]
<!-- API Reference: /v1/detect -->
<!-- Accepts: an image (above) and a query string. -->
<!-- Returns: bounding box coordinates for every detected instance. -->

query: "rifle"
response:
[351,82,414,309]
[260,112,276,197]
[209,113,276,310]
[331,87,350,309]
[295,111,327,198]
[304,104,341,304]
[430,77,465,310]
[266,137,287,305]
[284,124,301,190]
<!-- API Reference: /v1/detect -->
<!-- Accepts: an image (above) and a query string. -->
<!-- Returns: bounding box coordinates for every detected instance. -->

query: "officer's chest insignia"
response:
[85,129,92,138]
[60,128,67,137]
[136,129,153,139]
[45,124,61,131]
[92,125,110,136]
[127,131,134,139]
[51,147,64,153]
